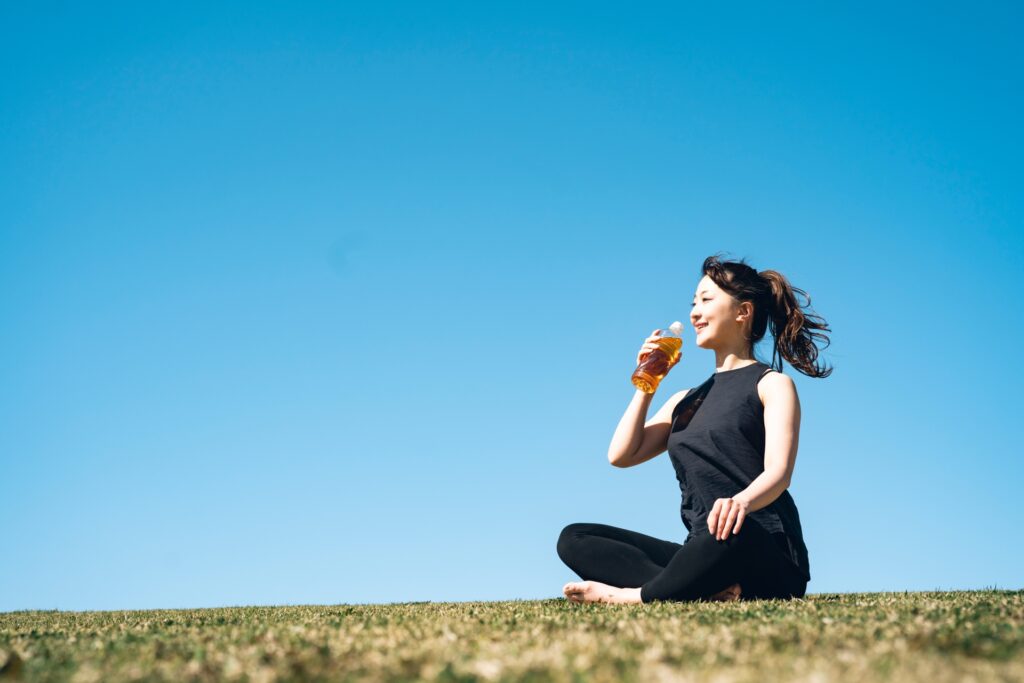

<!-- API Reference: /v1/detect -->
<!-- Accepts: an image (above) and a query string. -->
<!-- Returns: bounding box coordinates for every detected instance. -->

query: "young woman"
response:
[557,254,832,605]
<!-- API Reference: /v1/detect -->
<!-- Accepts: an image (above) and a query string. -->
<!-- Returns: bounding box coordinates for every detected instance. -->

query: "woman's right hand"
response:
[636,329,680,371]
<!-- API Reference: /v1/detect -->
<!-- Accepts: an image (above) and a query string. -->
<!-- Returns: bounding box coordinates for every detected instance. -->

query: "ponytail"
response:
[701,254,833,378]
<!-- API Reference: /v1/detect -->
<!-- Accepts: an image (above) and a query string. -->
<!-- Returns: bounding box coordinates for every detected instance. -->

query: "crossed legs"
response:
[557,521,801,604]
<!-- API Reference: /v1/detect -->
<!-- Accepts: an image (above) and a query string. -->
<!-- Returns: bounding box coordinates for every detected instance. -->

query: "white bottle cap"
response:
[668,321,684,336]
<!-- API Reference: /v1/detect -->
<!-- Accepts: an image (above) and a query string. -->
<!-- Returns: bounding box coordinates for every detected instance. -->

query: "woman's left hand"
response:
[708,497,750,540]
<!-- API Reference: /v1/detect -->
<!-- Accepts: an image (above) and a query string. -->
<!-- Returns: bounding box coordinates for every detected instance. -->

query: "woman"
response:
[557,254,832,605]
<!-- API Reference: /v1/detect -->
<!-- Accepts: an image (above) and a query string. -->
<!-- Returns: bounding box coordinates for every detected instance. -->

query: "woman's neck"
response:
[713,350,757,373]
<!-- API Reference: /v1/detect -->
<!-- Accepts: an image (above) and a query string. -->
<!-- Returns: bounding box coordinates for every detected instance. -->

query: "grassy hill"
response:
[1,590,1021,682]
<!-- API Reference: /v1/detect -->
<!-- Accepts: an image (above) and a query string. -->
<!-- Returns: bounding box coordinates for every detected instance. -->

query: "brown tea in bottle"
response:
[631,321,684,394]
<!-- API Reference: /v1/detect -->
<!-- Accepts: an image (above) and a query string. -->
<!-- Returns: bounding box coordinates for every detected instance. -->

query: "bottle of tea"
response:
[631,321,684,394]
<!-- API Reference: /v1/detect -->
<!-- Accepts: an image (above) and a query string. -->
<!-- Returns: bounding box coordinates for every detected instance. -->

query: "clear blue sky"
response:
[2,2,1021,611]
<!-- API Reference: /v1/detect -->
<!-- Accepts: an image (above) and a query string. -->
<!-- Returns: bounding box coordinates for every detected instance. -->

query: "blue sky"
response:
[2,2,1021,611]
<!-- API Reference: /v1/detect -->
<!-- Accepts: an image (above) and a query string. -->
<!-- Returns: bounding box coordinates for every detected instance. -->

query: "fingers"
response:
[719,501,733,538]
[732,506,745,536]
[637,341,657,364]
[720,503,740,540]
[707,499,720,536]
[709,498,746,540]
[637,330,666,363]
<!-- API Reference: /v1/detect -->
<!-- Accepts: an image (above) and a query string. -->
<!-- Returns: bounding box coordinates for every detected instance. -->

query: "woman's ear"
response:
[735,301,754,322]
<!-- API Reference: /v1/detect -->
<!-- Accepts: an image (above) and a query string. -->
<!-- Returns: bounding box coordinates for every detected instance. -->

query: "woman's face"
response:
[689,275,750,349]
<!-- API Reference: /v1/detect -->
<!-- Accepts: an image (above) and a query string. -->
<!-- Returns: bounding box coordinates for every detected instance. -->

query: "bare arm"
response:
[732,372,800,512]
[608,388,689,468]
[608,328,686,468]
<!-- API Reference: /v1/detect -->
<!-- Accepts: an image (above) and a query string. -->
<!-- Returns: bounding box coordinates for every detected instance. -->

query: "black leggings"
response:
[556,520,807,603]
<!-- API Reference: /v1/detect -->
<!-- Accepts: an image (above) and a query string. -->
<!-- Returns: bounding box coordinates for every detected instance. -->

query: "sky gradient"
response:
[2,2,1022,611]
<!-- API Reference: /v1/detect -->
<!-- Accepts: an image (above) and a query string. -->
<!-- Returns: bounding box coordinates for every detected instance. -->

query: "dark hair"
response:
[700,253,833,378]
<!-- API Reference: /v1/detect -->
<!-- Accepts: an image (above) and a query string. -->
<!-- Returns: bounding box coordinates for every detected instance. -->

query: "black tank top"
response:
[667,361,811,582]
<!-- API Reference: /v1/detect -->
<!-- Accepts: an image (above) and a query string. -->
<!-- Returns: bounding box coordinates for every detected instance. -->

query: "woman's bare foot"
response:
[563,581,642,605]
[708,582,742,601]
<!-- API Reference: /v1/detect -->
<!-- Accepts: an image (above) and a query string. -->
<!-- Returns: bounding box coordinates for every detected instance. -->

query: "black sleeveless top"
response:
[667,361,811,582]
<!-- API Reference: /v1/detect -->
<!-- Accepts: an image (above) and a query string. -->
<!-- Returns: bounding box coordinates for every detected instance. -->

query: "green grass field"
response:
[1,590,1021,682]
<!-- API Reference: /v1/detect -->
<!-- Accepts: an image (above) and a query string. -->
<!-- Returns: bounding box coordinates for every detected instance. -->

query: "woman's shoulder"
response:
[666,386,692,410]
[756,365,797,405]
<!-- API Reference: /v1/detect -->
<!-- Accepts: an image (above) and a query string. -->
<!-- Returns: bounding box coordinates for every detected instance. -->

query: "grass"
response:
[1,590,1021,682]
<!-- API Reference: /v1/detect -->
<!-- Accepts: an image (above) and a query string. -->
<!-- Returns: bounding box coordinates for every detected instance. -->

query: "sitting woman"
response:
[557,254,832,604]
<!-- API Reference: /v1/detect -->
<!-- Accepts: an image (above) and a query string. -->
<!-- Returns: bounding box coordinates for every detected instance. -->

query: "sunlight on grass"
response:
[1,590,1021,682]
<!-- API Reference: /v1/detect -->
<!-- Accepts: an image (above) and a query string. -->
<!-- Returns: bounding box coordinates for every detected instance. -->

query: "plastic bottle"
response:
[631,321,684,394]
